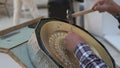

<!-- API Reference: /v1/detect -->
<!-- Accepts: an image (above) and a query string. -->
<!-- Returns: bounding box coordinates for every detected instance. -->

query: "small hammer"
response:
[66,9,95,24]
[72,9,94,17]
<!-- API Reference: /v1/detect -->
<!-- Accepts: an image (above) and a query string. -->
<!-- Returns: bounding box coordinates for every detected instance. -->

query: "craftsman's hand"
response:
[64,31,85,53]
[92,0,120,16]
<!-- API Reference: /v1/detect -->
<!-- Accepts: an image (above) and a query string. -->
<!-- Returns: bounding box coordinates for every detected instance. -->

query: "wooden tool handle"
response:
[72,9,94,17]
[0,16,43,36]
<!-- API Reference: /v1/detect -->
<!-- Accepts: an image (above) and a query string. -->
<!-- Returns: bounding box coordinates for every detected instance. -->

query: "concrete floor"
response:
[0,1,120,67]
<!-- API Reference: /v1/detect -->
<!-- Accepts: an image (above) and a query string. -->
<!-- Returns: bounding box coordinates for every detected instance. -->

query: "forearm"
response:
[74,43,109,68]
[112,3,120,29]
[92,0,120,16]
[110,4,120,16]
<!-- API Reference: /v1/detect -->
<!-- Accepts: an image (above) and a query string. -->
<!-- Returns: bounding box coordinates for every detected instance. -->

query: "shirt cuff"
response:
[74,43,93,62]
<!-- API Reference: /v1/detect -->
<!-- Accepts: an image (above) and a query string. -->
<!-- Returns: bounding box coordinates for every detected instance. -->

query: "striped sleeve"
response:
[74,43,110,68]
